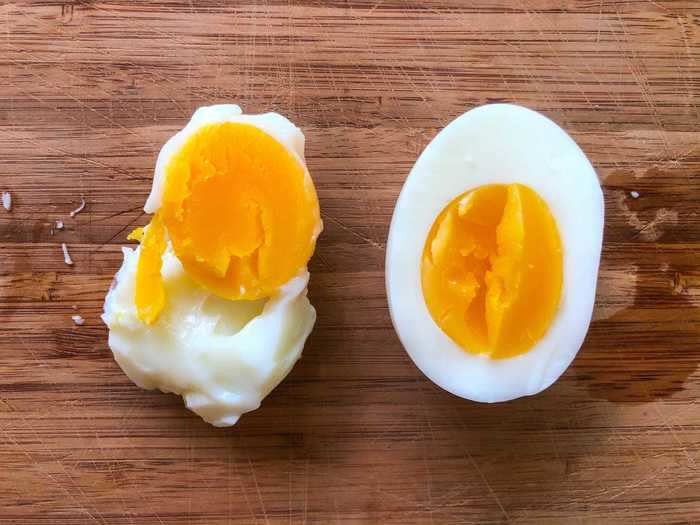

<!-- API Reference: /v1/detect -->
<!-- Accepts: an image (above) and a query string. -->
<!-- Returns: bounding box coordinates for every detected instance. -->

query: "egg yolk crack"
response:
[133,122,320,325]
[421,183,562,358]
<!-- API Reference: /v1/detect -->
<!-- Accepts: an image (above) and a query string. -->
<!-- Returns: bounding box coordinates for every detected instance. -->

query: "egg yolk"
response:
[421,184,562,359]
[134,122,320,325]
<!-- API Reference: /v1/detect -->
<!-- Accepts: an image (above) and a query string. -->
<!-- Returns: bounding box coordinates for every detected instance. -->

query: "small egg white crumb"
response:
[70,198,86,217]
[62,243,74,265]
[630,191,640,199]
[72,305,78,310]
[2,191,11,211]
[71,315,85,326]
[56,219,64,229]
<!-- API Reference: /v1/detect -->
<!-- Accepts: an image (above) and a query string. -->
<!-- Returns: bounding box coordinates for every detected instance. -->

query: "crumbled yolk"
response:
[134,122,320,325]
[421,184,562,359]
[132,214,167,325]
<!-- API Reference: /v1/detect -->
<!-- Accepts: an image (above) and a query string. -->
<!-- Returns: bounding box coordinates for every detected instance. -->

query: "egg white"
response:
[103,244,314,427]
[385,104,604,402]
[103,106,318,426]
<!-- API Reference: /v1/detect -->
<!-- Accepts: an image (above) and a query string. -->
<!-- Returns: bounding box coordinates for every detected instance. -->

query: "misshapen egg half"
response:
[386,104,604,402]
[103,105,321,426]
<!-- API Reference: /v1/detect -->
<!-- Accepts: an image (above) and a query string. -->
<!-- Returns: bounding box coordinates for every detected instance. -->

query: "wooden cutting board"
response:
[1,1,698,523]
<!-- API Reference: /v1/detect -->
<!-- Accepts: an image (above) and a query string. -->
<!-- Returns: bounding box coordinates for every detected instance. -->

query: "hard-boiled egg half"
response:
[386,104,603,402]
[102,105,322,426]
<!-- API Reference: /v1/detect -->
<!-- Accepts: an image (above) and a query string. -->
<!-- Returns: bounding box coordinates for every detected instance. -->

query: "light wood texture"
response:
[1,1,699,523]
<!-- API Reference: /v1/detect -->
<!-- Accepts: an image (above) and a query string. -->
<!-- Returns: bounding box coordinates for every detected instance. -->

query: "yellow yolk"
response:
[134,122,320,325]
[421,184,563,359]
[132,214,167,325]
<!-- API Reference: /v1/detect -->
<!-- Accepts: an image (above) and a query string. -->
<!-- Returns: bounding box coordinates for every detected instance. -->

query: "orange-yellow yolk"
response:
[421,183,563,359]
[130,215,166,325]
[134,122,320,325]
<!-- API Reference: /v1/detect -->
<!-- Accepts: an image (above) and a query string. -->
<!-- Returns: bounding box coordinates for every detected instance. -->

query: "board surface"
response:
[1,1,699,523]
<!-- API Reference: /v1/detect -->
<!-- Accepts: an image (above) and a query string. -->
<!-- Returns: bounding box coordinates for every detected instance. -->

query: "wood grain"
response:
[1,1,699,523]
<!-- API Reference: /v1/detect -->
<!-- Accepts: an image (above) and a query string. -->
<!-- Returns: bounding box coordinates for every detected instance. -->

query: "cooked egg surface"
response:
[137,107,320,324]
[103,244,315,427]
[103,105,321,426]
[422,183,563,359]
[386,104,603,402]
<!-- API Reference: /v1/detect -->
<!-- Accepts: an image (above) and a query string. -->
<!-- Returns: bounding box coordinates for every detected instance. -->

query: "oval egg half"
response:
[386,104,604,402]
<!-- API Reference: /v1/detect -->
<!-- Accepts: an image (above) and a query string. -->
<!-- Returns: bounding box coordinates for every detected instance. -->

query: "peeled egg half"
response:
[103,105,322,426]
[386,104,603,402]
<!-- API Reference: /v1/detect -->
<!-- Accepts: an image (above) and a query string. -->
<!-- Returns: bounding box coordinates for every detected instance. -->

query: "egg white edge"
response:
[385,103,604,403]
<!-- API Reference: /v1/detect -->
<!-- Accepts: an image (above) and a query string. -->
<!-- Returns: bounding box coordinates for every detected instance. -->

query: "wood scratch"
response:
[606,467,669,501]
[516,0,595,118]
[322,213,385,251]
[612,430,644,468]
[431,3,558,111]
[676,15,699,121]
[232,450,258,525]
[0,425,107,525]
[303,458,309,525]
[453,412,512,524]
[228,440,233,525]
[57,455,111,525]
[188,427,193,525]
[323,442,341,525]
[288,455,292,525]
[248,457,270,525]
[646,0,670,12]
[71,2,221,107]
[8,346,92,501]
[653,403,697,469]
[613,6,673,159]
[7,9,192,115]
[97,211,148,251]
[0,128,138,178]
[95,432,135,525]
[111,400,168,525]
[415,379,436,523]
[11,34,149,142]
[92,205,145,224]
[463,447,512,524]
[367,0,385,15]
